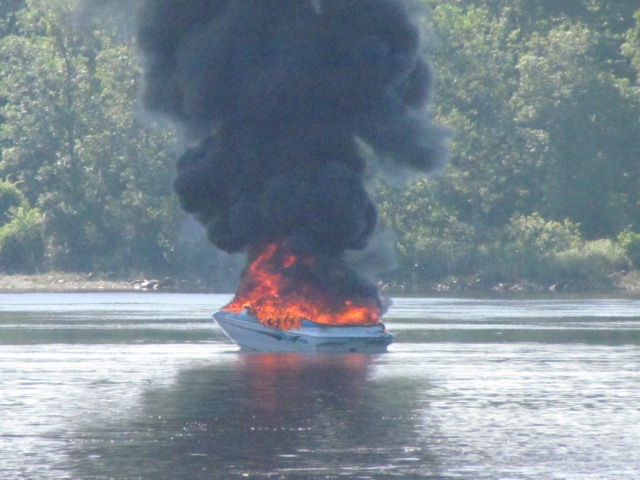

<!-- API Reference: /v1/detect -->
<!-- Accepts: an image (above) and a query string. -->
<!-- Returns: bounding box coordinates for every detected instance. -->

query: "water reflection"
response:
[72,353,437,479]
[4,294,638,478]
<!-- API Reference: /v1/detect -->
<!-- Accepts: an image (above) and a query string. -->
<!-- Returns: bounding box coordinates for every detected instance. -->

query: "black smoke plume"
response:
[136,0,447,309]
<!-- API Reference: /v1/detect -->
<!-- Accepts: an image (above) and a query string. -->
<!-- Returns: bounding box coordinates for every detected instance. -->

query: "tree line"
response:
[1,0,640,290]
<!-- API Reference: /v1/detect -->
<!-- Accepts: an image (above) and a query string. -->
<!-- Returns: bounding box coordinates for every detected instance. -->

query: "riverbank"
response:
[615,270,640,293]
[0,273,221,293]
[1,271,639,294]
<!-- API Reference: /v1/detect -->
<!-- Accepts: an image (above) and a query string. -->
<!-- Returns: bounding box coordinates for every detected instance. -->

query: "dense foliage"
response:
[1,0,639,290]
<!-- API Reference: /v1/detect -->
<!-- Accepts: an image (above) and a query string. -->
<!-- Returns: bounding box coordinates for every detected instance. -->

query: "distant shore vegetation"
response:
[1,0,640,292]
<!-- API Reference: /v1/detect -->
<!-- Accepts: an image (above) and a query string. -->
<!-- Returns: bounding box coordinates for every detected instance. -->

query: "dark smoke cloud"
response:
[135,0,448,256]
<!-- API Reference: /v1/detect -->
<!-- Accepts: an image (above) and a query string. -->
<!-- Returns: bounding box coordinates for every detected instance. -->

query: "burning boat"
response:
[213,309,394,353]
[213,242,395,353]
[134,1,445,354]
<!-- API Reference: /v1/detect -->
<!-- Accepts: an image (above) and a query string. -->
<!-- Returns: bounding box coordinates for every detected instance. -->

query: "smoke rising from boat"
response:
[134,0,448,313]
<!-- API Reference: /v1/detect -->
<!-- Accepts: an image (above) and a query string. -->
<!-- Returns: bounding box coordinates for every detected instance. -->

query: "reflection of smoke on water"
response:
[71,354,439,479]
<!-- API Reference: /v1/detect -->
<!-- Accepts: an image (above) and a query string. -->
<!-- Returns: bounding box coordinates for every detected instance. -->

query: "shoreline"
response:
[0,271,639,295]
[0,273,221,293]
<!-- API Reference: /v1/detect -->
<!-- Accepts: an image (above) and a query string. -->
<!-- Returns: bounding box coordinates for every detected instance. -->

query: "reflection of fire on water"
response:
[242,353,369,417]
[224,241,381,330]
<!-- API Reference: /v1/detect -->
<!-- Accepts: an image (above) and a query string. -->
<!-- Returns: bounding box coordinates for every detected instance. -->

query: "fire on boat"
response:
[212,241,394,353]
[213,309,395,353]
[135,1,444,354]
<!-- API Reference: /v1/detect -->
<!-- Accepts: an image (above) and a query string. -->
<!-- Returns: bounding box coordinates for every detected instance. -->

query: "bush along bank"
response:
[384,215,640,294]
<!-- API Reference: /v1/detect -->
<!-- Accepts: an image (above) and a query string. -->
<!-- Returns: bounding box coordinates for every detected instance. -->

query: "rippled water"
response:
[1,293,639,479]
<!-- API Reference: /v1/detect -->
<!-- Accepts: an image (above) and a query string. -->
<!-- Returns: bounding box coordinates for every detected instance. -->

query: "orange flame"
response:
[224,242,381,329]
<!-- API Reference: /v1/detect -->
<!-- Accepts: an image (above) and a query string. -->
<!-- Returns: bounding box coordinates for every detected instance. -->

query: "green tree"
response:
[0,0,25,39]
[0,0,179,274]
[0,205,44,273]
[622,9,640,81]
[498,212,581,282]
[0,180,43,273]
[0,180,25,226]
[513,23,640,238]
[421,4,546,231]
[374,1,640,287]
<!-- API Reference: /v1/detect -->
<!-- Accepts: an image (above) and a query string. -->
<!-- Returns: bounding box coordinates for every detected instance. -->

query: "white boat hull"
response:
[213,310,394,353]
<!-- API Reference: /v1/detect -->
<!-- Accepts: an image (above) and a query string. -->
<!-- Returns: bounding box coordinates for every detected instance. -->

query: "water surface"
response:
[1,293,639,479]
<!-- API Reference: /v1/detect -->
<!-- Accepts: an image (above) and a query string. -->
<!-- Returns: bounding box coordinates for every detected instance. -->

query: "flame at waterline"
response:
[224,242,381,330]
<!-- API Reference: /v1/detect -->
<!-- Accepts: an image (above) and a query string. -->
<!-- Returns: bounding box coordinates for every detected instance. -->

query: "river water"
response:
[1,293,639,479]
